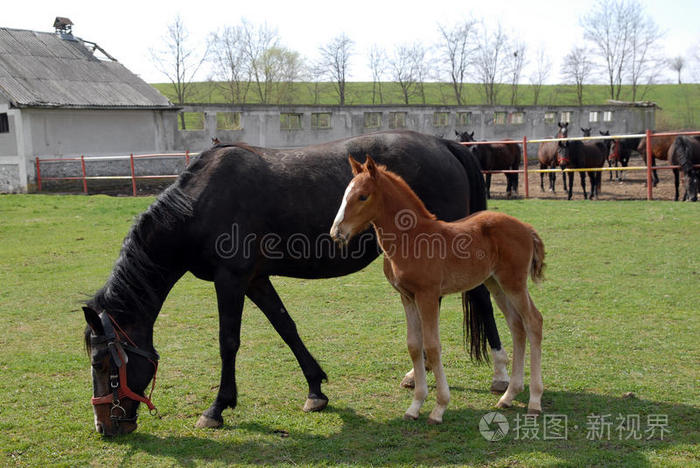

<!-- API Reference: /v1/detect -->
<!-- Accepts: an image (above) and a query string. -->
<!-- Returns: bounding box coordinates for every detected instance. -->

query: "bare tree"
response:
[581,0,663,101]
[389,44,419,104]
[151,15,209,128]
[409,43,430,105]
[240,20,280,104]
[473,22,509,105]
[507,41,527,105]
[561,47,594,106]
[437,20,478,105]
[669,56,685,84]
[368,45,387,104]
[209,26,250,104]
[318,33,353,105]
[528,47,551,105]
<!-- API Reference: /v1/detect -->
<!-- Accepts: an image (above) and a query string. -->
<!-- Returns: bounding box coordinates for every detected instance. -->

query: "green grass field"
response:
[0,195,698,467]
[152,81,700,130]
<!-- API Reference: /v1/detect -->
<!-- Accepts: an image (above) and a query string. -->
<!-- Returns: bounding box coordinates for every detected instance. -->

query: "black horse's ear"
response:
[469,131,474,139]
[83,306,103,335]
[455,130,460,137]
[348,156,363,175]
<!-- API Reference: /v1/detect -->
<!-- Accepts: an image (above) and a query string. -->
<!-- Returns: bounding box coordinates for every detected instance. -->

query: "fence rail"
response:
[35,130,700,199]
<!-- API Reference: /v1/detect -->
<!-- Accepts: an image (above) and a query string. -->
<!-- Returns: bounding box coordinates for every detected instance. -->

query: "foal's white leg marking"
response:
[491,347,510,392]
[331,181,355,229]
[401,296,426,420]
[400,368,416,388]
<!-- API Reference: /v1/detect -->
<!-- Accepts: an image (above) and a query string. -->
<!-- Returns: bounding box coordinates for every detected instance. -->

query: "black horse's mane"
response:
[86,183,194,323]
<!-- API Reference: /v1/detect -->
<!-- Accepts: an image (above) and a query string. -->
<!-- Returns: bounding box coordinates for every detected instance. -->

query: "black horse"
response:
[82,130,507,436]
[557,130,609,200]
[457,131,521,199]
[608,132,642,182]
[669,135,700,201]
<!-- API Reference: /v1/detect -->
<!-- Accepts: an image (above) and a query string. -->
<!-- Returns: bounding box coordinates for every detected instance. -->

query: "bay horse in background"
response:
[668,135,700,201]
[609,132,643,182]
[330,156,545,423]
[637,132,680,186]
[458,131,521,199]
[537,122,569,193]
[557,129,609,200]
[82,130,510,436]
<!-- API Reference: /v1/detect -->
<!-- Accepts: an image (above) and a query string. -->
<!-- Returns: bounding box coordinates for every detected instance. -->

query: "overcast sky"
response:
[4,0,699,84]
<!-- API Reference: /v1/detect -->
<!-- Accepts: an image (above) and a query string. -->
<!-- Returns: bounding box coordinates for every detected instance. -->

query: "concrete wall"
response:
[0,98,23,192]
[174,103,656,155]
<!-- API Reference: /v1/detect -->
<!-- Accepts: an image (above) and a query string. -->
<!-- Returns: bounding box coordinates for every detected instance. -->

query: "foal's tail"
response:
[530,229,546,283]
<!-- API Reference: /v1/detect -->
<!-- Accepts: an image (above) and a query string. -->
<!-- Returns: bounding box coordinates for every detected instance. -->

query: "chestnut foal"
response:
[330,156,546,423]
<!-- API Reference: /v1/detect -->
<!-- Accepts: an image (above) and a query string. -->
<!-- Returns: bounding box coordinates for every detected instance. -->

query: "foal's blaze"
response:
[331,156,546,422]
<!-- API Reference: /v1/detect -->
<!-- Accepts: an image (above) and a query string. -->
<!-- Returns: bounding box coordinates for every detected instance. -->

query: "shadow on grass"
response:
[110,390,699,466]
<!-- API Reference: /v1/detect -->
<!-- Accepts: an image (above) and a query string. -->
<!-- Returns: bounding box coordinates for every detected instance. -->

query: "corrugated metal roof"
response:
[0,27,173,109]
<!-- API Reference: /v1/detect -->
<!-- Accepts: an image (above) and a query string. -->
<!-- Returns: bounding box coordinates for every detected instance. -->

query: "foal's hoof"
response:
[495,401,512,410]
[400,375,415,389]
[403,413,419,421]
[427,417,442,425]
[490,380,509,394]
[303,396,328,413]
[195,414,223,429]
[527,407,542,416]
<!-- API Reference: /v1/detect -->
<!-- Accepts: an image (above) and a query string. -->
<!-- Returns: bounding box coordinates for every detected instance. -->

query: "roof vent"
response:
[53,17,75,40]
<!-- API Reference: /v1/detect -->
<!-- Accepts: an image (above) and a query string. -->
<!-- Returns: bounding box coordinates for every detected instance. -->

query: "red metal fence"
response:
[36,152,194,196]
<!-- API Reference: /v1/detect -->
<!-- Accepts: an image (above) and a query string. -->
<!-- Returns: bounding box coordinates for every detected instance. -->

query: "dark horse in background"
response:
[537,122,569,193]
[557,129,610,200]
[668,135,700,201]
[608,132,643,182]
[82,130,509,436]
[457,131,521,199]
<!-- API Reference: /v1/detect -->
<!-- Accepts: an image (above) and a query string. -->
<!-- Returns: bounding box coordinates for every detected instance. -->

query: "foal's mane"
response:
[376,164,437,221]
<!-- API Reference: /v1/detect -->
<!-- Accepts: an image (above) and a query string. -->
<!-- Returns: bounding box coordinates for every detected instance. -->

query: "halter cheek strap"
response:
[90,313,159,421]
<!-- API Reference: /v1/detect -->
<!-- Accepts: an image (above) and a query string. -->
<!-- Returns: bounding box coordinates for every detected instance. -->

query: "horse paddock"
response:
[0,195,698,466]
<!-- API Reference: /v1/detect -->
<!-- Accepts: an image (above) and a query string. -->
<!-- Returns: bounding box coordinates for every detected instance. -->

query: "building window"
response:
[560,111,572,123]
[457,112,472,126]
[311,112,331,129]
[494,112,507,125]
[603,111,614,122]
[280,113,303,130]
[544,112,556,124]
[364,112,382,128]
[178,112,205,131]
[0,113,9,133]
[389,112,407,129]
[433,112,449,127]
[589,111,599,123]
[509,112,525,124]
[216,112,242,130]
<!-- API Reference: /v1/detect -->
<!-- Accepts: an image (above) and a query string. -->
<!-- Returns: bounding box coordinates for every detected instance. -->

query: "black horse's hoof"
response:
[303,393,328,412]
[196,414,223,428]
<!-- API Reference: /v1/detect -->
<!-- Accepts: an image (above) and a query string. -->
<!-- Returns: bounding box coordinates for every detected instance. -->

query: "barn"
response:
[0,18,177,192]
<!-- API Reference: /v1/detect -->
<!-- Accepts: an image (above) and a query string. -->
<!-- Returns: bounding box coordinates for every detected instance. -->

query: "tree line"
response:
[151,0,692,111]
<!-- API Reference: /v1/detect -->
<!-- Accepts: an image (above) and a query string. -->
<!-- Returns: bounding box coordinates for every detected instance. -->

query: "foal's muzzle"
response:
[330,224,349,245]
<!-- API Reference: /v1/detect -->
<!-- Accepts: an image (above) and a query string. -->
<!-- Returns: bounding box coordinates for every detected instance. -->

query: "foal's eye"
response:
[358,194,368,201]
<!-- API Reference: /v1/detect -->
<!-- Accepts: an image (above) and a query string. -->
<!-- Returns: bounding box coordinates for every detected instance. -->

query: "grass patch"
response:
[0,195,698,466]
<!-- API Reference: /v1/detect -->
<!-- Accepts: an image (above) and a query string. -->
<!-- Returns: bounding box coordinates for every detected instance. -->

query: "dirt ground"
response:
[487,158,684,201]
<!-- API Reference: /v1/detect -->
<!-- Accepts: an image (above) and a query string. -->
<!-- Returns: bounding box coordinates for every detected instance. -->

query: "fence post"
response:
[645,129,653,200]
[35,157,42,192]
[129,153,137,196]
[80,155,88,194]
[522,136,529,199]
[185,150,190,167]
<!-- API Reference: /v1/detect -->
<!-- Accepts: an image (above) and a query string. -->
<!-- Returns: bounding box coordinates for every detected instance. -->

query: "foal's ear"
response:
[83,306,104,335]
[365,155,378,178]
[348,156,363,175]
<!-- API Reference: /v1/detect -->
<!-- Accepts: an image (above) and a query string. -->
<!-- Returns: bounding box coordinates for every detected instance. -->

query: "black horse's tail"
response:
[444,139,496,363]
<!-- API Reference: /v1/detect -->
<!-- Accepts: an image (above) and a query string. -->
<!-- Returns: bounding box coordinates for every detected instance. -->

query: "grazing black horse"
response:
[82,130,507,436]
[457,131,521,199]
[557,130,609,200]
[668,135,700,201]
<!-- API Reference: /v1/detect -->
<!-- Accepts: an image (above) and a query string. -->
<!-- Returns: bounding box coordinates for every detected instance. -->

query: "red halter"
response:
[89,313,159,421]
